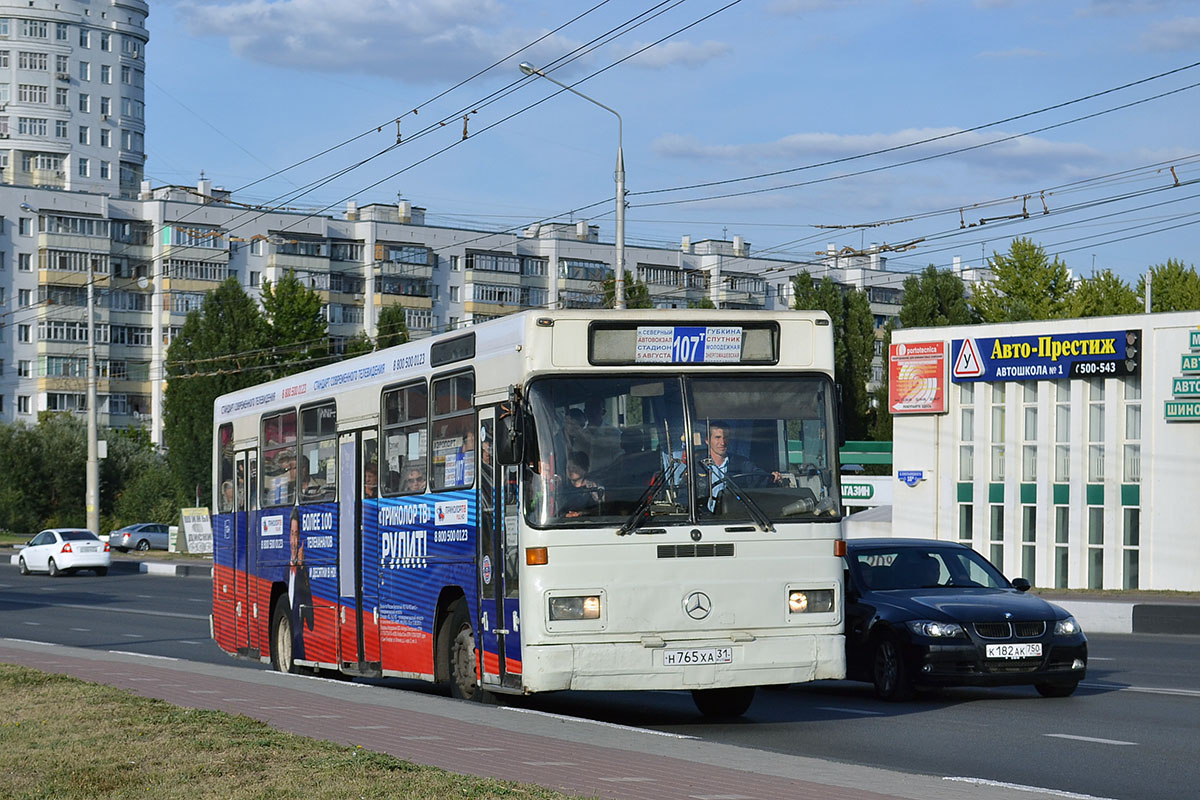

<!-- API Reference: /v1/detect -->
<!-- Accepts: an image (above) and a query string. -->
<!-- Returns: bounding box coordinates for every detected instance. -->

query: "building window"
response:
[961,407,974,440]
[56,23,68,41]
[100,95,110,116]
[1054,506,1070,588]
[101,32,111,51]
[1088,444,1104,482]
[79,27,90,47]
[79,93,90,113]
[77,157,89,177]
[100,64,111,84]
[55,120,68,138]
[1021,505,1036,585]
[990,445,1004,481]
[1119,508,1139,590]
[450,255,460,271]
[959,445,974,481]
[17,359,30,377]
[78,125,89,145]
[18,395,30,414]
[17,324,30,342]
[18,84,48,103]
[17,51,47,70]
[55,86,68,107]
[55,53,67,73]
[1055,444,1070,483]
[18,253,31,271]
[989,505,1004,569]
[100,128,110,147]
[100,160,110,179]
[958,504,973,544]
[1022,444,1037,482]
[79,61,90,81]
[1087,507,1104,590]
[449,285,460,303]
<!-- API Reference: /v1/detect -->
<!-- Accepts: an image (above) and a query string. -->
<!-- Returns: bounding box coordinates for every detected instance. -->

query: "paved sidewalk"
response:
[1,638,1026,800]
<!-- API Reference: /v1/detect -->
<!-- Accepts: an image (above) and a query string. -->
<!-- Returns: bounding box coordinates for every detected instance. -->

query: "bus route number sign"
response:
[636,326,743,364]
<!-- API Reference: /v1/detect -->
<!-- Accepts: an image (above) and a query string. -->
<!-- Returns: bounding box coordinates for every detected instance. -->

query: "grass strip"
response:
[0,663,585,800]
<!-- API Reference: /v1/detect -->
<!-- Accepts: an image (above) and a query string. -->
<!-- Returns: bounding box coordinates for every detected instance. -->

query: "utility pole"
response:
[86,249,99,535]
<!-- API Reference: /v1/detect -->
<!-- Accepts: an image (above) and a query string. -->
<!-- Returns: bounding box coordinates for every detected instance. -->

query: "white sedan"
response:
[18,529,111,577]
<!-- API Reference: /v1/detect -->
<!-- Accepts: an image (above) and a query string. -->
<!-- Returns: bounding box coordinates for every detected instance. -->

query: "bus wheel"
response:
[446,601,479,701]
[691,686,756,718]
[271,600,297,674]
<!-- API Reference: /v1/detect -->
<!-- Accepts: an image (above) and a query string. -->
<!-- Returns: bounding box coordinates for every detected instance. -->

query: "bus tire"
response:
[445,601,479,701]
[691,686,756,718]
[271,600,298,674]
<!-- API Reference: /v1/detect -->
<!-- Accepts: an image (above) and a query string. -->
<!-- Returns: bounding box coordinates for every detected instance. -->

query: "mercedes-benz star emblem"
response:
[684,591,712,620]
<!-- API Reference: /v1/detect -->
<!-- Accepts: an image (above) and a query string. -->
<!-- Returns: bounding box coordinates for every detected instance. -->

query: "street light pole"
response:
[86,247,99,535]
[519,62,625,310]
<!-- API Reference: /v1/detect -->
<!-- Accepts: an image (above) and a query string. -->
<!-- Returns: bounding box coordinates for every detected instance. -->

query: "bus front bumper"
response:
[518,633,845,693]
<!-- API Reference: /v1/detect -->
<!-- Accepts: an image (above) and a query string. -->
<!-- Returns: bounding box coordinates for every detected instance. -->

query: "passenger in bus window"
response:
[220,480,235,512]
[559,451,602,518]
[404,466,427,493]
[363,463,378,499]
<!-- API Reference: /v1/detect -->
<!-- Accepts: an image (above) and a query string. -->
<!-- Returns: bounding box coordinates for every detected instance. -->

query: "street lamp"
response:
[519,62,626,310]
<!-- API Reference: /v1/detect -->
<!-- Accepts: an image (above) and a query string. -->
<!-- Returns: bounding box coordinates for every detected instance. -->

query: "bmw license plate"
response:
[662,647,733,667]
[986,642,1043,659]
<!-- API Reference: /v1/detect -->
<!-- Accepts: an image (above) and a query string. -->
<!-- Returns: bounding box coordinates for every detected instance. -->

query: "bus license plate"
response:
[986,642,1043,659]
[663,647,733,667]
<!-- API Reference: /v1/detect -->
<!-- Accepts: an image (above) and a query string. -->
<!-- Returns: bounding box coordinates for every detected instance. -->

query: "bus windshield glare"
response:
[523,374,841,528]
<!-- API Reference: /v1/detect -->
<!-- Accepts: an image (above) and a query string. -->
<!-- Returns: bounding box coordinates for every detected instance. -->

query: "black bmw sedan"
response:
[843,538,1087,700]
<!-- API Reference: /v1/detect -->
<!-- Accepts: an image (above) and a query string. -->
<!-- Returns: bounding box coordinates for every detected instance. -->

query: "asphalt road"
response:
[2,562,1197,800]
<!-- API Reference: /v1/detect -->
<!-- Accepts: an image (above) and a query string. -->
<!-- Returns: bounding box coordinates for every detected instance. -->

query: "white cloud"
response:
[615,40,731,69]
[652,128,1103,181]
[1139,16,1200,50]
[976,47,1048,59]
[175,0,569,82]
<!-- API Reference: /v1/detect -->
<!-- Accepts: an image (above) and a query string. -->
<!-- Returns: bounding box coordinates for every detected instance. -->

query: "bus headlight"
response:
[788,589,834,614]
[548,595,601,621]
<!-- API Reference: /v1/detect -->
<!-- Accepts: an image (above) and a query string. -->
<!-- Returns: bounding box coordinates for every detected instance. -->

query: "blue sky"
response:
[145,0,1200,286]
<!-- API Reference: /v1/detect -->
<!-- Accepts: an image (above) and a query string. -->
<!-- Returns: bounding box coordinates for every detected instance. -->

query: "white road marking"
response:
[1081,681,1200,698]
[1,637,56,646]
[349,725,390,730]
[1045,733,1137,746]
[523,761,577,767]
[1087,657,1114,661]
[302,714,341,719]
[816,705,885,716]
[946,776,1121,799]
[22,621,41,626]
[29,601,207,621]
[691,795,754,800]
[107,650,177,661]
[178,640,204,645]
[457,746,503,752]
[188,690,219,695]
[599,777,656,783]
[69,628,90,632]
[501,706,698,739]
[399,735,444,741]
[121,633,144,638]
[259,706,299,710]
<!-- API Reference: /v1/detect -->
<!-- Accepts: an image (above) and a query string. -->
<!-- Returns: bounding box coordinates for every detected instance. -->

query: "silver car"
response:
[110,522,170,552]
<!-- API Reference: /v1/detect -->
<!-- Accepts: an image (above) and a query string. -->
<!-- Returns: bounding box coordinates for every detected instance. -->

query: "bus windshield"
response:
[523,374,841,529]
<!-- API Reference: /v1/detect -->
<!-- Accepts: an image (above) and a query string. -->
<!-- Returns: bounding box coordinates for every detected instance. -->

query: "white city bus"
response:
[212,309,845,717]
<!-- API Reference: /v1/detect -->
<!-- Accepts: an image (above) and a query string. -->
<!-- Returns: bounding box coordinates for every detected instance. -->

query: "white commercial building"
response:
[889,312,1200,591]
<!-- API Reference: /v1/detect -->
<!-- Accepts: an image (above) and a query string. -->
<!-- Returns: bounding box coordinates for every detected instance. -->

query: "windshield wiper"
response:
[616,456,682,536]
[703,458,775,533]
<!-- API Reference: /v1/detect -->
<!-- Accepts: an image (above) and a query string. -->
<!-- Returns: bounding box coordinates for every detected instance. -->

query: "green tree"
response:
[869,320,895,443]
[1136,259,1200,312]
[688,297,716,309]
[376,304,411,350]
[1067,269,1140,318]
[602,270,653,309]
[973,238,1073,322]
[260,270,328,375]
[792,271,876,440]
[341,332,376,357]
[164,278,270,504]
[898,265,977,328]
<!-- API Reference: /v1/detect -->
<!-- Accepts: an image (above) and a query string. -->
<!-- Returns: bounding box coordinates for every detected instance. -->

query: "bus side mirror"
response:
[495,386,526,465]
[836,383,847,447]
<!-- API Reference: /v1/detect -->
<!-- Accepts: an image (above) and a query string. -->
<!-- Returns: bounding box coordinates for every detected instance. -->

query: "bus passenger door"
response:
[233,450,251,652]
[477,412,521,690]
[245,451,260,654]
[359,430,382,667]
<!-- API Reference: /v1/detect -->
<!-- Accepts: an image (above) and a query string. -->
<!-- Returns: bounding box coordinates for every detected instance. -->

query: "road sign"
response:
[1182,353,1200,374]
[1165,400,1200,421]
[1174,377,1200,397]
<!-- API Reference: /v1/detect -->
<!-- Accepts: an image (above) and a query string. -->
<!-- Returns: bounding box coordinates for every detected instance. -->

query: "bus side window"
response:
[382,381,427,496]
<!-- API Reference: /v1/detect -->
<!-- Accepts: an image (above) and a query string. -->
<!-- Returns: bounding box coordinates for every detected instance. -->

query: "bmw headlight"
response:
[906,620,966,638]
[1054,616,1082,636]
[548,595,601,621]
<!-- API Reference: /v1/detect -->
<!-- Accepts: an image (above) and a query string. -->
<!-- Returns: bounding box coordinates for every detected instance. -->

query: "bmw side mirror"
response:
[1011,577,1031,592]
